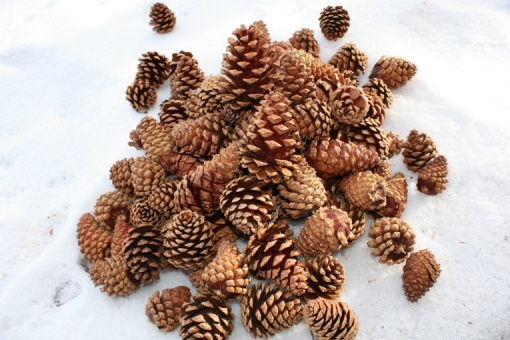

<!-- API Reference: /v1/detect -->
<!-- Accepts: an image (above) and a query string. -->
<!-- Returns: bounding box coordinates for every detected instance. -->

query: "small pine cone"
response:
[201,240,251,299]
[417,155,448,195]
[362,77,394,108]
[305,254,346,301]
[109,158,134,194]
[277,48,317,106]
[169,51,205,101]
[188,269,208,293]
[146,286,191,332]
[304,298,359,340]
[363,90,387,127]
[370,56,418,89]
[337,171,387,211]
[305,137,380,179]
[149,3,176,34]
[319,6,350,41]
[158,99,188,133]
[220,175,275,236]
[292,97,334,140]
[338,198,366,246]
[402,249,441,302]
[132,116,175,158]
[77,212,111,264]
[89,255,139,297]
[374,172,408,218]
[402,129,438,172]
[278,155,328,220]
[136,51,171,88]
[329,42,368,77]
[179,293,235,340]
[126,79,157,113]
[158,152,204,179]
[330,85,369,125]
[130,156,166,197]
[161,210,215,270]
[344,122,393,158]
[367,217,416,265]
[297,206,352,257]
[185,74,226,118]
[371,159,392,180]
[147,178,179,219]
[110,216,131,257]
[130,198,162,228]
[123,224,162,284]
[241,282,303,339]
[288,28,320,58]
[94,190,132,230]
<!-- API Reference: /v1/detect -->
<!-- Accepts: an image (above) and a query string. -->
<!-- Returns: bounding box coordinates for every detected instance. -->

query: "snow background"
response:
[1,0,510,339]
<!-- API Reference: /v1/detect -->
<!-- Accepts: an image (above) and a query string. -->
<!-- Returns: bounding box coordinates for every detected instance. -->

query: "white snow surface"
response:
[1,0,510,339]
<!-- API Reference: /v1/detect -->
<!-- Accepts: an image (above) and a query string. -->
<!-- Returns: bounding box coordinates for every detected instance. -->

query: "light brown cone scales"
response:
[158,99,188,133]
[305,254,346,301]
[319,6,350,41]
[188,269,207,293]
[147,178,179,219]
[402,129,438,172]
[367,217,416,265]
[337,171,387,211]
[94,190,132,230]
[338,198,366,247]
[110,217,131,257]
[169,51,205,101]
[277,47,317,106]
[126,79,157,113]
[109,158,134,194]
[288,28,319,57]
[417,155,448,195]
[129,198,162,228]
[402,249,441,302]
[157,152,204,179]
[345,121,393,158]
[304,298,359,340]
[328,42,368,77]
[130,156,166,197]
[186,74,226,117]
[149,3,176,34]
[370,56,418,89]
[374,172,408,218]
[89,255,140,297]
[135,51,171,88]
[77,212,112,264]
[363,90,387,127]
[292,97,334,140]
[362,77,394,108]
[329,85,369,125]
[123,223,162,284]
[131,116,175,158]
[145,286,191,332]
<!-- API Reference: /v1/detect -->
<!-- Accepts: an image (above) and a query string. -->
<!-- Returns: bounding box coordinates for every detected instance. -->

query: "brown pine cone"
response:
[123,223,162,284]
[185,74,226,118]
[188,269,207,293]
[94,190,132,230]
[126,79,157,113]
[136,51,171,88]
[304,298,359,340]
[329,42,368,77]
[158,99,188,133]
[241,282,303,339]
[337,171,387,211]
[252,20,270,40]
[297,206,352,256]
[129,198,162,228]
[319,6,350,41]
[417,155,448,195]
[363,90,387,127]
[149,3,176,34]
[337,198,366,247]
[130,156,166,197]
[402,129,438,172]
[131,115,175,158]
[77,212,111,264]
[329,85,369,125]
[371,159,392,180]
[277,48,317,106]
[179,293,235,340]
[219,175,275,236]
[209,216,238,247]
[305,254,345,301]
[288,28,320,58]
[344,122,393,158]
[313,60,357,101]
[367,217,416,265]
[146,286,191,332]
[147,178,179,219]
[374,172,408,218]
[161,210,215,270]
[362,77,394,108]
[157,151,204,179]
[292,97,334,140]
[109,158,134,194]
[402,249,441,302]
[169,51,205,101]
[370,56,418,89]
[110,216,131,257]
[89,255,139,297]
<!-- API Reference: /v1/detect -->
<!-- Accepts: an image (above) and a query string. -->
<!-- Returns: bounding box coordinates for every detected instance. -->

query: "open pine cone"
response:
[319,6,350,41]
[149,2,176,34]
[288,28,320,57]
[329,42,368,77]
[304,297,359,340]
[146,286,191,332]
[126,79,157,113]
[402,129,438,172]
[367,217,416,265]
[123,223,162,284]
[369,56,418,89]
[305,254,346,301]
[135,51,171,88]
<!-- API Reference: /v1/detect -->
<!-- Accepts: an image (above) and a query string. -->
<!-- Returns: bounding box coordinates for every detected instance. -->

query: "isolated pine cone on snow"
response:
[146,286,191,332]
[126,79,157,113]
[369,56,418,89]
[149,2,176,34]
[367,217,416,265]
[329,42,368,77]
[402,129,438,172]
[319,5,350,41]
[304,297,359,340]
[402,249,441,302]
[288,28,320,57]
[417,155,448,195]
[136,51,171,88]
[77,212,112,264]
[305,254,346,301]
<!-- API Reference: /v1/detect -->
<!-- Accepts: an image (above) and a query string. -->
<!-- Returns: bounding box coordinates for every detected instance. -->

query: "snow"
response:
[1,0,510,339]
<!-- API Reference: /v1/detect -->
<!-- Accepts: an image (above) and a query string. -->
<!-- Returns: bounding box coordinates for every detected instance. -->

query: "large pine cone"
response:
[402,129,438,172]
[94,190,132,230]
[369,56,418,89]
[169,51,205,100]
[367,217,416,265]
[126,79,157,113]
[158,99,188,133]
[147,178,179,219]
[161,210,215,270]
[288,28,319,57]
[149,3,176,34]
[402,249,441,302]
[305,254,346,301]
[146,286,191,332]
[292,97,334,140]
[129,198,162,228]
[417,155,448,195]
[304,298,359,340]
[329,42,368,77]
[123,223,162,284]
[131,116,175,158]
[89,255,139,297]
[130,156,166,197]
[329,85,369,125]
[136,51,171,88]
[277,48,317,106]
[374,172,408,218]
[109,158,134,194]
[241,282,303,339]
[77,212,111,264]
[319,6,350,41]
[362,77,394,108]
[179,293,235,340]
[337,171,387,211]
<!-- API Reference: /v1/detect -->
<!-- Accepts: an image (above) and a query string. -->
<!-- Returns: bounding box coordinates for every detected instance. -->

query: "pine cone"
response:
[109,158,134,194]
[370,56,418,89]
[292,97,334,140]
[158,151,204,179]
[241,282,303,339]
[169,51,205,100]
[185,74,226,118]
[305,254,345,301]
[371,159,392,180]
[136,51,171,88]
[417,155,448,195]
[362,77,394,108]
[402,249,441,302]
[367,217,416,265]
[363,90,387,127]
[402,129,438,172]
[209,216,238,247]
[288,28,320,58]
[329,85,369,125]
[188,268,208,293]
[77,212,111,264]
[110,216,131,257]
[337,171,387,211]
[337,198,366,247]
[277,48,317,106]
[329,42,368,77]
[313,60,357,101]
[179,293,235,340]
[161,210,215,270]
[374,172,408,218]
[147,178,179,218]
[130,156,166,197]
[123,223,162,284]
[305,137,380,179]
[319,5,350,41]
[304,298,359,340]
[149,2,176,34]
[252,20,270,40]
[146,286,191,332]
[129,198,162,228]
[297,206,352,256]
[158,99,188,133]
[219,175,275,236]
[388,131,405,158]
[89,255,139,296]
[344,122,393,158]
[131,115,175,158]
[126,79,157,113]
[94,190,132,229]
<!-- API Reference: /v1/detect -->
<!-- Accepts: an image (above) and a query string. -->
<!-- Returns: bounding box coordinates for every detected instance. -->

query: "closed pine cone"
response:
[362,77,394,108]
[185,74,226,118]
[77,212,111,264]
[109,157,134,194]
[241,282,303,339]
[370,56,418,89]
[129,198,162,228]
[179,293,235,340]
[329,42,368,77]
[288,28,320,58]
[146,286,191,332]
[126,79,157,113]
[169,51,205,100]
[292,97,334,140]
[319,6,350,41]
[402,249,441,302]
[305,254,346,301]
[110,216,131,257]
[136,51,171,88]
[123,223,162,284]
[277,48,317,106]
[329,85,369,125]
[132,115,175,158]
[149,3,176,34]
[89,255,139,297]
[344,122,393,159]
[402,129,438,172]
[374,172,408,218]
[417,155,448,195]
[157,152,204,179]
[337,171,387,211]
[94,190,132,230]
[130,156,166,197]
[367,217,416,265]
[304,297,359,340]
[158,99,188,133]
[147,178,179,218]
[297,206,352,256]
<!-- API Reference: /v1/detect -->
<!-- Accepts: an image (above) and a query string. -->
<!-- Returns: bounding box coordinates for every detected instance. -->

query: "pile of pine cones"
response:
[78,4,447,339]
